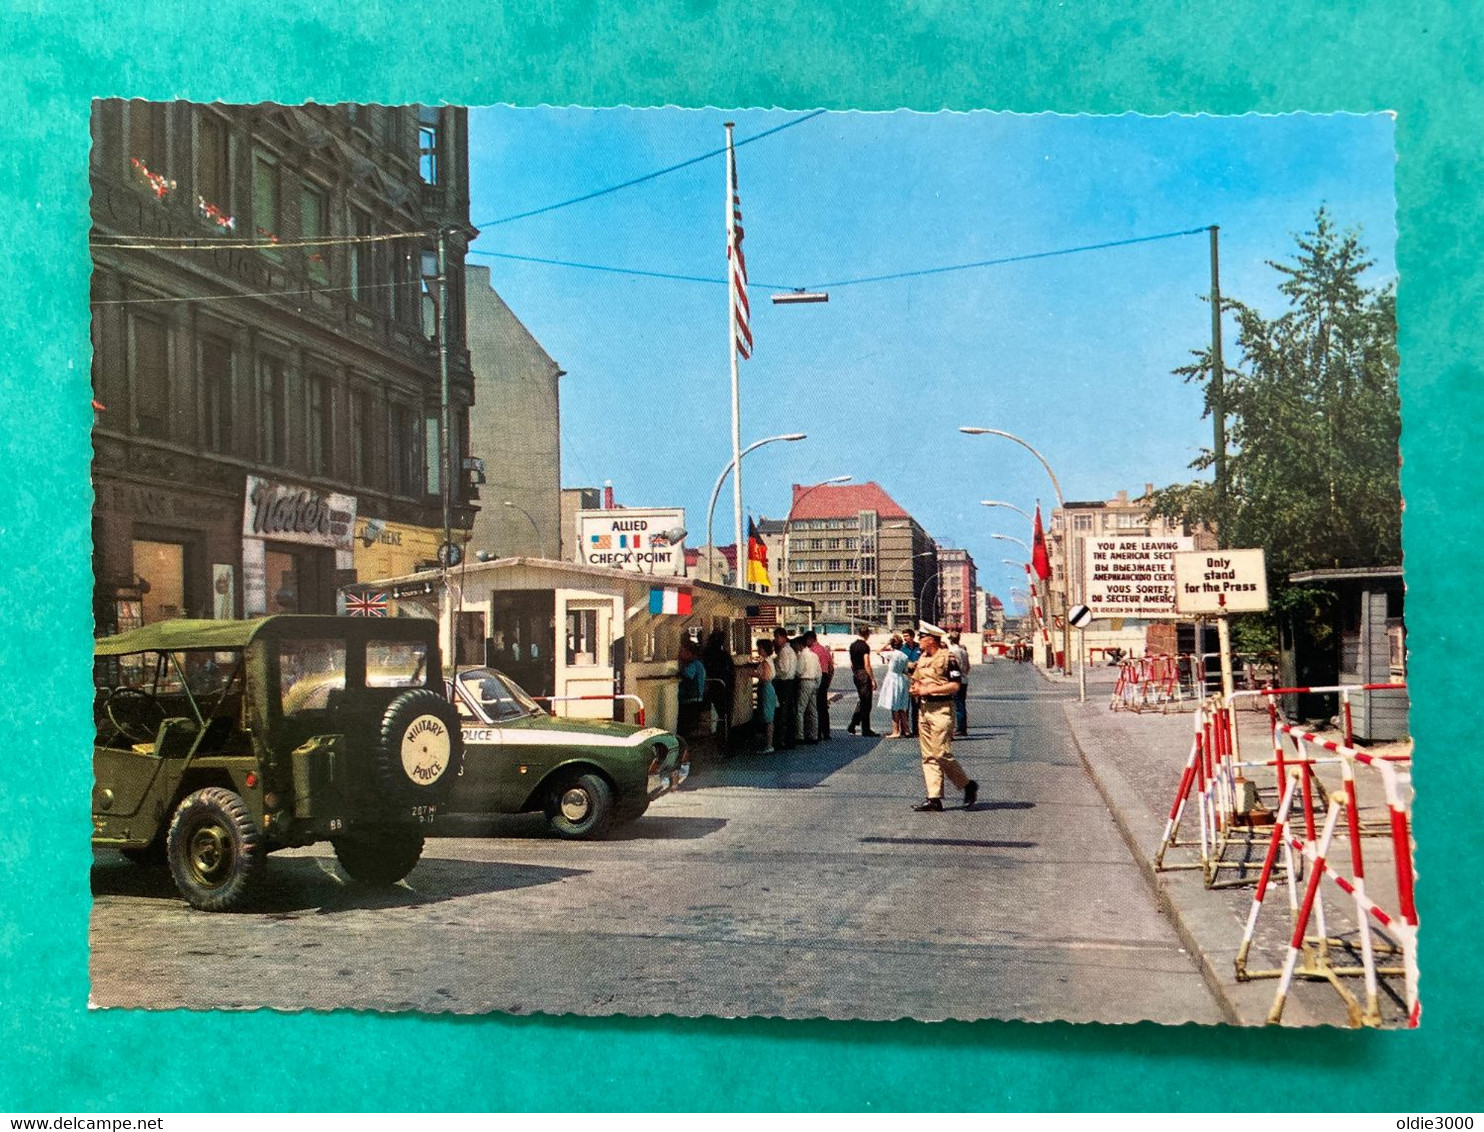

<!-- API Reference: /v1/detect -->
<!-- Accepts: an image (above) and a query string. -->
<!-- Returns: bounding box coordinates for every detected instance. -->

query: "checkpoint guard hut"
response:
[1281,565,1408,742]
[346,558,814,735]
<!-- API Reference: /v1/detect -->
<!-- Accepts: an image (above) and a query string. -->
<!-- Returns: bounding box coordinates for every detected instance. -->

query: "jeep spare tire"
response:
[375,688,463,804]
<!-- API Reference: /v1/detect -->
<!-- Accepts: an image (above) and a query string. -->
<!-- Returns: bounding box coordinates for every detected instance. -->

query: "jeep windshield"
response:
[94,648,244,746]
[450,668,544,723]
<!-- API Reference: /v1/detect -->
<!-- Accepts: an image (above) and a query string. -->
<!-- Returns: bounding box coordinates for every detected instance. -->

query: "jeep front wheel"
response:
[544,772,615,840]
[166,787,265,912]
[332,827,424,886]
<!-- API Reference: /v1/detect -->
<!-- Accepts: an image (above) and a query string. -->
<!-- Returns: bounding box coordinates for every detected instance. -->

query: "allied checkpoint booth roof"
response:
[348,557,815,732]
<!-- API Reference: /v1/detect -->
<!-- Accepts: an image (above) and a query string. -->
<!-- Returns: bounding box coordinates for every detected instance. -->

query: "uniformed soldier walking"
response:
[908,622,978,812]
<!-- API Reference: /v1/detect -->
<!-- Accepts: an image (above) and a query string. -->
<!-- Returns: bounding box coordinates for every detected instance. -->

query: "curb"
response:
[1060,702,1324,1028]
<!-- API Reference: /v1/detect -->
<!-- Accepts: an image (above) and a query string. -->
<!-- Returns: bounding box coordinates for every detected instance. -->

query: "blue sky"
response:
[467,109,1396,601]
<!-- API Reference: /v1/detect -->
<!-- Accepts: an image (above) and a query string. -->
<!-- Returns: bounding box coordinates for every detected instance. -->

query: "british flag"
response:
[345,590,388,617]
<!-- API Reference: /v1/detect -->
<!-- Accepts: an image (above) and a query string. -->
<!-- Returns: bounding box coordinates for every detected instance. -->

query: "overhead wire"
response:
[473,109,826,229]
[91,229,433,251]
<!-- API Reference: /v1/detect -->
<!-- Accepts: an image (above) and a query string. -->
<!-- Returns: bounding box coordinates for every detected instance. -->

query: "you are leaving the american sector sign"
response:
[1173,549,1269,614]
[1082,536,1192,619]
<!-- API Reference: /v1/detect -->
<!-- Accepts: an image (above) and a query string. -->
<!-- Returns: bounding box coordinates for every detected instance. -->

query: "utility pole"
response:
[725,123,746,591]
[438,226,452,564]
[1209,224,1226,550]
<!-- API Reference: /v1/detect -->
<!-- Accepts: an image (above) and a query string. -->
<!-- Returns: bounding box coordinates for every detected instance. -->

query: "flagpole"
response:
[725,122,746,591]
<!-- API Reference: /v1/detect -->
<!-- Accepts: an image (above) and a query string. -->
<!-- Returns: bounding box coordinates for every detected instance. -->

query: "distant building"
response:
[936,547,978,634]
[689,544,737,586]
[783,481,936,630]
[465,265,563,560]
[1048,484,1216,620]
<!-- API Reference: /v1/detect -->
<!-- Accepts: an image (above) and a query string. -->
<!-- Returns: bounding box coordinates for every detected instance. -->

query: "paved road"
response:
[90,661,1224,1023]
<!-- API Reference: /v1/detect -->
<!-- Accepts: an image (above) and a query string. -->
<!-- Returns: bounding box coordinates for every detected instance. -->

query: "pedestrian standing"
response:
[908,623,978,812]
[948,631,971,737]
[900,628,922,737]
[796,632,822,743]
[676,637,707,739]
[877,635,911,738]
[846,624,878,736]
[772,627,799,749]
[703,629,736,750]
[805,630,834,740]
[754,638,778,754]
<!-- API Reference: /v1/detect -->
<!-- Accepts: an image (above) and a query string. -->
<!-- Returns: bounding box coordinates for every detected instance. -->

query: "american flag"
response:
[345,590,389,617]
[728,145,752,360]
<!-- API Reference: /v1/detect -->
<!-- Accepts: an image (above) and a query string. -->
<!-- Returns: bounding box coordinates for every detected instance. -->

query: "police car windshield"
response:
[455,667,542,721]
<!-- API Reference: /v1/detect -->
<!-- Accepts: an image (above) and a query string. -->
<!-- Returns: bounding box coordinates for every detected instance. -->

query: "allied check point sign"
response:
[1082,536,1192,619]
[1173,549,1269,614]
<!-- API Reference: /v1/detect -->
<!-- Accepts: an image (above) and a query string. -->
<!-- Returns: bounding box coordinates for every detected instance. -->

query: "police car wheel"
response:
[545,772,614,840]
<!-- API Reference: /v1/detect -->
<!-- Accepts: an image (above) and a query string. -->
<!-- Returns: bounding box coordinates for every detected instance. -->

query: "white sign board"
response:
[243,475,357,550]
[577,508,686,577]
[1174,549,1269,614]
[1082,535,1193,619]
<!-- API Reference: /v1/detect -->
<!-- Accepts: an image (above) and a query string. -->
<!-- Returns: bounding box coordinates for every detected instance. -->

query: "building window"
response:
[195,113,231,220]
[391,404,421,496]
[350,209,373,302]
[132,538,186,624]
[300,181,329,284]
[200,334,234,454]
[128,100,167,175]
[827,580,841,593]
[827,558,843,571]
[252,149,281,251]
[424,415,441,496]
[417,106,440,184]
[1073,513,1094,532]
[351,388,373,486]
[257,355,286,466]
[307,372,331,476]
[860,577,874,596]
[129,314,170,440]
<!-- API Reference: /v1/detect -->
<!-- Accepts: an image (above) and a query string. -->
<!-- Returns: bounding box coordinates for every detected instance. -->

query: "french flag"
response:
[649,586,693,615]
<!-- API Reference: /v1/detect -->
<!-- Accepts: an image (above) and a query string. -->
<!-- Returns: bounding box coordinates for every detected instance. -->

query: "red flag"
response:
[1031,505,1052,581]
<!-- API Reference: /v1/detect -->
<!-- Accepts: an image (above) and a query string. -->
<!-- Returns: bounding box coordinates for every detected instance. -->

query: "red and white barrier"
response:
[1234,724,1417,1027]
[535,692,647,727]
[1111,654,1190,713]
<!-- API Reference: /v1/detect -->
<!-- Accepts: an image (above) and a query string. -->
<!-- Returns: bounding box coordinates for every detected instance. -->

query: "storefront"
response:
[93,477,242,635]
[351,557,813,733]
[240,474,357,617]
[352,517,447,584]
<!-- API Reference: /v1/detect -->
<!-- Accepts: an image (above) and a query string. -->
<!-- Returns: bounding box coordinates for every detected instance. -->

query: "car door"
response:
[446,670,549,814]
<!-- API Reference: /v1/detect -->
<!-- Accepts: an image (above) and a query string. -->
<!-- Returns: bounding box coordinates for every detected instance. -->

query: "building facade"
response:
[90,100,475,633]
[1047,485,1216,623]
[560,487,603,561]
[465,264,563,561]
[935,547,978,634]
[782,482,937,630]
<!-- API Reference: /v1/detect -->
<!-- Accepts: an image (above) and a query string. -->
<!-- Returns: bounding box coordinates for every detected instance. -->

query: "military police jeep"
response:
[92,615,464,911]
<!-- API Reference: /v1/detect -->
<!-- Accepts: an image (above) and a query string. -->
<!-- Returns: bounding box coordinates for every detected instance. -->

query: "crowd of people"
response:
[675,622,979,811]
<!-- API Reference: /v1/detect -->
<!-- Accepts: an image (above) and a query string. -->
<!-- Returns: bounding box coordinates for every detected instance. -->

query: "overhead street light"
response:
[961,424,1078,696]
[706,433,807,584]
[980,499,1034,524]
[990,532,1031,554]
[502,500,549,560]
[771,289,830,304]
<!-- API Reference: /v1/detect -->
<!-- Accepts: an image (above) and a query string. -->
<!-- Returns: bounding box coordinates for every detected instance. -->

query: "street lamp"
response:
[782,475,852,602]
[990,532,1031,555]
[502,500,549,559]
[885,548,937,630]
[705,432,807,584]
[980,499,1034,524]
[960,425,1077,693]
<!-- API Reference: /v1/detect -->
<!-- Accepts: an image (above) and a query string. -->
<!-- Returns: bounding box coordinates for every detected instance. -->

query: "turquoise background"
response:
[1,0,1479,1112]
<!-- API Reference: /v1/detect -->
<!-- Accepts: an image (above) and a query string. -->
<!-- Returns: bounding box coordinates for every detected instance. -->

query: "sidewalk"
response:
[1058,662,1413,1028]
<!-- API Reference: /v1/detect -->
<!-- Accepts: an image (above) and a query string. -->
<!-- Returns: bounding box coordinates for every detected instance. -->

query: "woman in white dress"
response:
[877,635,911,738]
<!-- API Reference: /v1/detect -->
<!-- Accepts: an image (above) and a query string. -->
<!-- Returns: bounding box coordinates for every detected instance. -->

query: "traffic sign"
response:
[1069,604,1093,628]
[1173,549,1268,614]
[437,541,464,567]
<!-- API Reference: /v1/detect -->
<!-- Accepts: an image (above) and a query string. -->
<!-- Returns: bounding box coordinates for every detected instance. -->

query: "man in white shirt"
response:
[948,632,971,736]
[771,628,799,750]
[796,632,822,743]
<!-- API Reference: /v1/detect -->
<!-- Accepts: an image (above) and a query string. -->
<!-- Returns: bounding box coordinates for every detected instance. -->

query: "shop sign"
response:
[1082,535,1193,619]
[577,508,686,577]
[243,475,356,550]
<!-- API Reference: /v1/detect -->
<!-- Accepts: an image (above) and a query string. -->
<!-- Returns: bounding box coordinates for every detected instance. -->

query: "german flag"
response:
[746,518,771,588]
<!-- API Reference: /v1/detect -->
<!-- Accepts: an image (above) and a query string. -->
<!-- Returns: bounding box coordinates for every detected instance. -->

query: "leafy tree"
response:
[1151,207,1401,634]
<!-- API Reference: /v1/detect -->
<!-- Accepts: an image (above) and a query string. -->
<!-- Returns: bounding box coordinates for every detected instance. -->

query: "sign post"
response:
[1174,548,1269,761]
